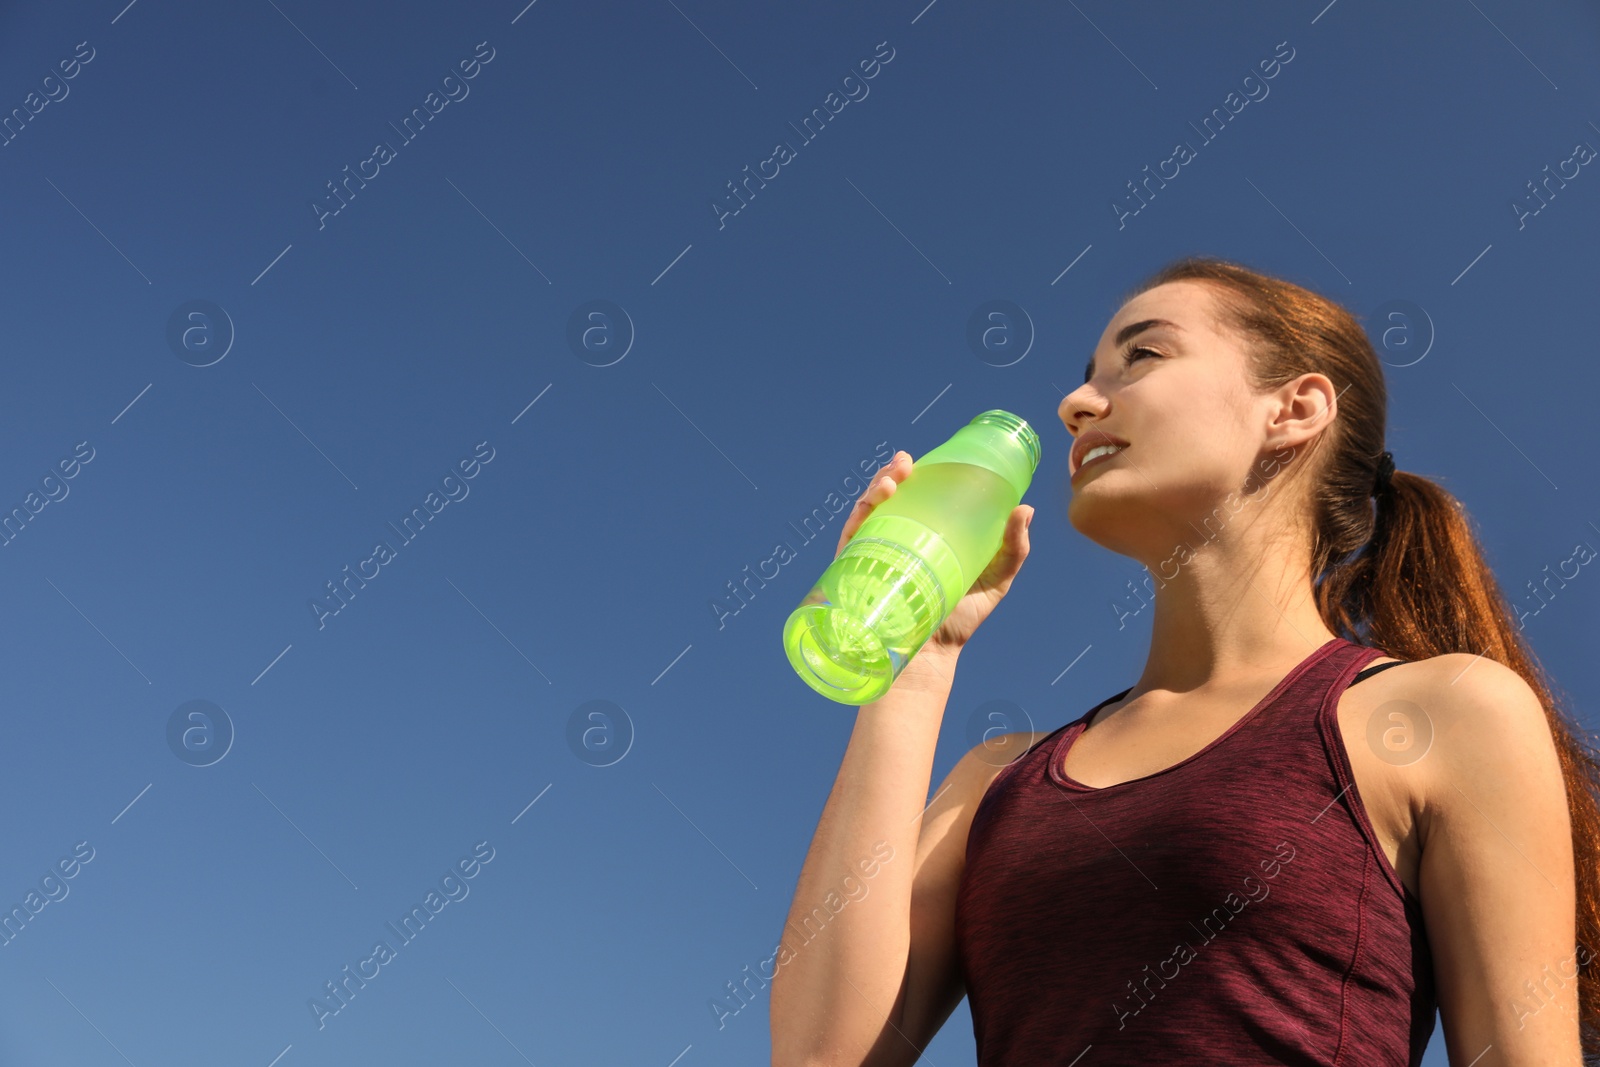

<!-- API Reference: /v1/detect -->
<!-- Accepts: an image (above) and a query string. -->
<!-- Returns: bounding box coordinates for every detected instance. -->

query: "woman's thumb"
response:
[1010,505,1033,553]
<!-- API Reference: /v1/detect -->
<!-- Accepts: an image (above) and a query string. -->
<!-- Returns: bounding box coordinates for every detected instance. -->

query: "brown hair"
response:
[1124,255,1600,1050]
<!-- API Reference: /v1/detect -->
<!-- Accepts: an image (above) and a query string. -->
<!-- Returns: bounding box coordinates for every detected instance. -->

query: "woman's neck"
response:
[1131,535,1340,696]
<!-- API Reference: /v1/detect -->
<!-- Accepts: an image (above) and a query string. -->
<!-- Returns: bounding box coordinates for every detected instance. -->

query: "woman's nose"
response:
[1059,387,1103,433]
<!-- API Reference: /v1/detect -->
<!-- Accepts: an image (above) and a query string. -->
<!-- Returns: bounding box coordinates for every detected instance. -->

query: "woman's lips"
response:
[1072,445,1125,479]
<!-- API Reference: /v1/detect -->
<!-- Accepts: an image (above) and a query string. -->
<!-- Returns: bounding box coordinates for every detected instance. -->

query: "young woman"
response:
[769,257,1599,1065]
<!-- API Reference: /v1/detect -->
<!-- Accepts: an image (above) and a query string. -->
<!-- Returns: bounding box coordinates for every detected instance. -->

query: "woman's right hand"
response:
[835,451,1035,656]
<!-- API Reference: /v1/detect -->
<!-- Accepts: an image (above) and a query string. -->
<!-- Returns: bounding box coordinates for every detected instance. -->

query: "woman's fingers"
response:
[1012,505,1034,569]
[836,452,912,557]
[973,504,1034,588]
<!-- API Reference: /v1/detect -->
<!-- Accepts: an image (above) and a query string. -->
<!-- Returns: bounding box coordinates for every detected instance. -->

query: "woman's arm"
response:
[1415,654,1582,1065]
[768,648,963,1067]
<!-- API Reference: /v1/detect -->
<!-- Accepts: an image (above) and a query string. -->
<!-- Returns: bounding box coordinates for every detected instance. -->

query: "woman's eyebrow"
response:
[1083,318,1185,383]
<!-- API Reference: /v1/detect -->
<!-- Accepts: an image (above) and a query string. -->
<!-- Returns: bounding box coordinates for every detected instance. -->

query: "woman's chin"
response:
[1066,495,1118,534]
[1067,488,1149,538]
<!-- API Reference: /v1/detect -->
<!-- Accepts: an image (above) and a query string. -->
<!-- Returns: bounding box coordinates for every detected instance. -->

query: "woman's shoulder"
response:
[1351,651,1557,805]
[957,727,1070,805]
[973,726,1068,769]
[964,701,1122,785]
[1367,652,1546,728]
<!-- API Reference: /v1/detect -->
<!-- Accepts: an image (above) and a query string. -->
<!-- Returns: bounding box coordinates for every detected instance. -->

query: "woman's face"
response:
[1057,279,1305,563]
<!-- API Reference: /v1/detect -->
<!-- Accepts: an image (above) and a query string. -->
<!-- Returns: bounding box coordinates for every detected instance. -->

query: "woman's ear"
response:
[1265,371,1338,449]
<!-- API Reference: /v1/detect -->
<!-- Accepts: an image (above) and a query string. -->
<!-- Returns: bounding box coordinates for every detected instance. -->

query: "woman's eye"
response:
[1122,346,1158,366]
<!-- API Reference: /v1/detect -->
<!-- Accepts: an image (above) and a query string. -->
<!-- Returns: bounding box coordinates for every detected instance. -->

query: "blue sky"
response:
[0,0,1596,1064]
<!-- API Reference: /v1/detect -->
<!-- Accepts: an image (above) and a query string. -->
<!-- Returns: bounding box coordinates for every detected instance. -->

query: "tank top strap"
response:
[1215,637,1418,904]
[1229,637,1392,746]
[1313,639,1418,907]
[988,684,1135,797]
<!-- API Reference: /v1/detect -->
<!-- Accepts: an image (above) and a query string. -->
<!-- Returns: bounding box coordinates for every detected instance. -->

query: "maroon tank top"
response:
[954,637,1436,1065]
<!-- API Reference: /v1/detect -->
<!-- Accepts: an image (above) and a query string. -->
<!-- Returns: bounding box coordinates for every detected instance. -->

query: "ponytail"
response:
[1322,465,1600,1047]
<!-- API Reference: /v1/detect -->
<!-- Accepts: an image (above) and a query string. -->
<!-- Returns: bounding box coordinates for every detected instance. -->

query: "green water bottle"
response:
[783,410,1041,705]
